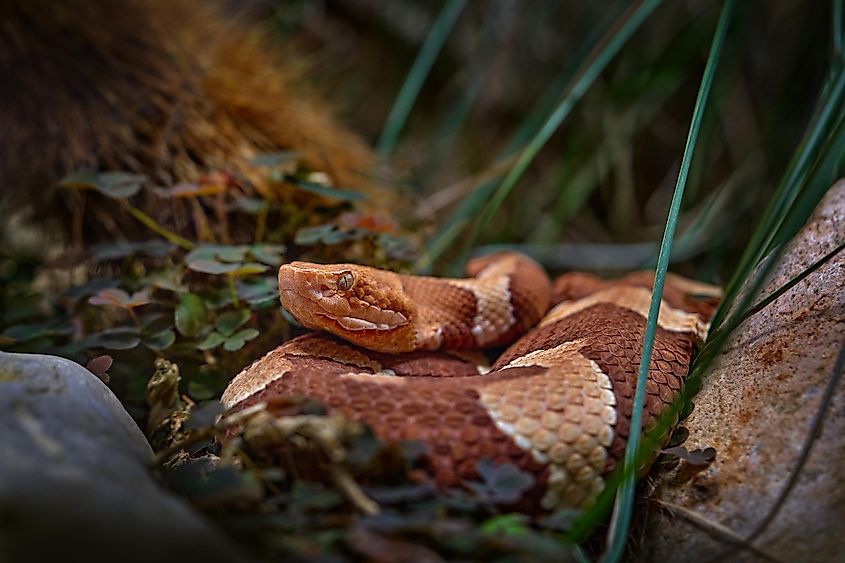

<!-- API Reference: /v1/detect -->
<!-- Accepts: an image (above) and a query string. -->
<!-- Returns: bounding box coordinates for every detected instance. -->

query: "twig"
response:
[653,500,784,563]
[123,201,195,250]
[328,464,380,515]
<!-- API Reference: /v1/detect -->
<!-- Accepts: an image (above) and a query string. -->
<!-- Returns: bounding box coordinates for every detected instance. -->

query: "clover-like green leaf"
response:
[88,288,150,309]
[95,172,146,198]
[216,309,250,336]
[2,319,74,342]
[236,277,278,308]
[226,262,269,276]
[84,327,141,350]
[92,240,174,261]
[60,170,145,198]
[174,293,209,337]
[294,224,368,246]
[144,269,187,292]
[185,245,270,276]
[197,332,225,350]
[186,259,242,274]
[143,328,176,351]
[222,328,259,351]
[466,459,536,505]
[249,244,285,267]
[186,244,248,264]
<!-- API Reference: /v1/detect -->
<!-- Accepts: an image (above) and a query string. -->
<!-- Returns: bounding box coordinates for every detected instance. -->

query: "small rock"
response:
[0,352,250,563]
[641,181,845,561]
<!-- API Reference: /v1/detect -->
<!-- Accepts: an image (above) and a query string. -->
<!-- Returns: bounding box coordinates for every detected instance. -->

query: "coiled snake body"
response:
[222,252,719,509]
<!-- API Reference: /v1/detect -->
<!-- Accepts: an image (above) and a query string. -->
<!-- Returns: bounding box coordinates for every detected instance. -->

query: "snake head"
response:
[278,262,418,352]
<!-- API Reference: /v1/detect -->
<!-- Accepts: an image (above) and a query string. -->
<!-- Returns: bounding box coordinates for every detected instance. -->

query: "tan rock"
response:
[641,180,845,562]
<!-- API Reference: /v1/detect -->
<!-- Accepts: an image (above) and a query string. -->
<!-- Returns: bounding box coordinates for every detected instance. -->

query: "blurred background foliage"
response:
[276,0,829,277]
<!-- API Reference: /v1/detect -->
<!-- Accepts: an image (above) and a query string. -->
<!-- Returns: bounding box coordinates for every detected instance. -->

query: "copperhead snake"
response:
[221,252,720,510]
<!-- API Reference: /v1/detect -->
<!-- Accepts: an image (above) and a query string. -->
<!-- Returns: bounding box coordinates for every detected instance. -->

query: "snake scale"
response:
[221,252,720,509]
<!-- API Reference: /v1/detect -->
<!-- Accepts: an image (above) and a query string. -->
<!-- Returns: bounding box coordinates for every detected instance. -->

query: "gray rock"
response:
[0,352,250,563]
[641,181,845,561]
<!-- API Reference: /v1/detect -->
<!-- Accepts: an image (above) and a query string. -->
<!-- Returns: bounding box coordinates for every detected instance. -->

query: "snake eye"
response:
[337,271,355,291]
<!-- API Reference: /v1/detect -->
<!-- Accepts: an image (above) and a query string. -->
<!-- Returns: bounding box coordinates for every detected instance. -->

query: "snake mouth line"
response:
[315,312,406,332]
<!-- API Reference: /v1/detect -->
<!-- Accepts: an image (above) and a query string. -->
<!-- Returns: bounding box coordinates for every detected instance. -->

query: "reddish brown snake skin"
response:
[221,251,720,509]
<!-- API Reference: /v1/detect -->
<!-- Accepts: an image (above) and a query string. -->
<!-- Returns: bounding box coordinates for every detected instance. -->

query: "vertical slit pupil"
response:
[338,272,354,291]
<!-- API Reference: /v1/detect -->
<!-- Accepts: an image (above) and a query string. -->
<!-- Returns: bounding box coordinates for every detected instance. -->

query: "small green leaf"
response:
[88,287,150,309]
[216,309,250,336]
[236,277,278,307]
[197,332,225,350]
[88,288,132,307]
[85,327,141,350]
[480,514,531,536]
[186,259,241,274]
[223,328,259,351]
[143,328,176,351]
[294,224,368,246]
[185,244,248,265]
[213,246,250,263]
[467,459,536,504]
[175,293,209,337]
[95,172,146,198]
[92,240,173,261]
[249,244,285,266]
[60,278,120,302]
[227,262,269,276]
[60,170,146,199]
[295,224,335,245]
[144,269,186,292]
[2,319,74,342]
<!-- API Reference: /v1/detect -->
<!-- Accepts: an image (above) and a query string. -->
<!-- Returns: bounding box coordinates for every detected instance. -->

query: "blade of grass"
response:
[569,110,845,548]
[571,100,845,551]
[419,0,510,175]
[600,2,733,561]
[834,0,843,62]
[376,0,467,154]
[712,62,845,327]
[461,0,665,259]
[710,112,845,349]
[472,168,745,269]
[551,67,686,230]
[415,0,647,273]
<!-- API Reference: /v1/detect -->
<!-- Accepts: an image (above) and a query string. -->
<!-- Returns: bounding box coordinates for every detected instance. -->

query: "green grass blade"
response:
[712,62,845,327]
[600,2,734,561]
[501,4,627,157]
[416,1,654,273]
[569,108,845,546]
[376,0,467,154]
[462,0,665,255]
[834,0,843,61]
[711,111,845,347]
